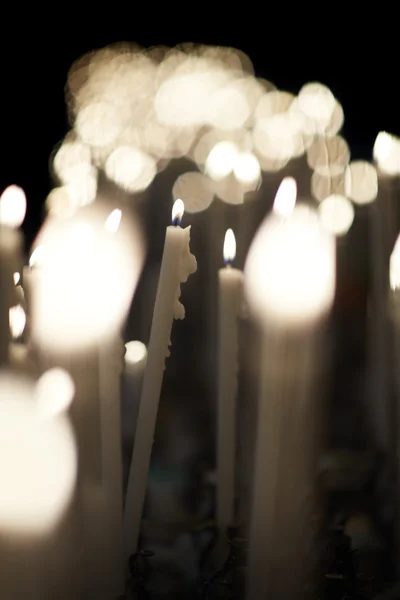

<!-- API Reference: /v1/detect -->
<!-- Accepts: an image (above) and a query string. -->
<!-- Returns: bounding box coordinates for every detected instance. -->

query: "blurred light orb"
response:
[297,82,336,130]
[245,204,335,327]
[273,177,297,217]
[311,171,345,202]
[373,131,400,175]
[75,101,124,147]
[208,82,250,130]
[307,135,350,176]
[35,368,75,419]
[53,141,92,182]
[0,185,27,228]
[390,235,400,290]
[0,372,77,534]
[105,146,157,192]
[253,112,303,167]
[255,90,294,120]
[205,141,239,181]
[9,304,26,339]
[325,100,345,137]
[125,340,147,365]
[172,172,214,213]
[344,161,378,205]
[46,187,77,219]
[318,194,354,236]
[29,245,48,268]
[233,152,261,185]
[31,205,144,351]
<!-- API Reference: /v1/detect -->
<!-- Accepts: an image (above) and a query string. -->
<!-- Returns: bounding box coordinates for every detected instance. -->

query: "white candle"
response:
[124,198,197,562]
[216,229,243,557]
[122,341,148,480]
[0,370,78,600]
[244,178,335,600]
[0,185,26,366]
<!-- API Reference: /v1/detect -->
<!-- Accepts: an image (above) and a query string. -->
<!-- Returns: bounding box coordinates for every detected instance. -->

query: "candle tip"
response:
[223,229,236,265]
[104,208,122,233]
[172,199,184,226]
[273,177,297,218]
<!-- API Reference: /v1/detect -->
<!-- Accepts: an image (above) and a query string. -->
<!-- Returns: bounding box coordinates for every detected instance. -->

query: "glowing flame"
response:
[0,185,27,228]
[9,305,26,339]
[223,229,236,265]
[172,199,184,225]
[390,235,400,291]
[105,208,122,233]
[29,245,47,268]
[35,368,75,419]
[13,272,20,285]
[125,341,148,365]
[273,177,297,218]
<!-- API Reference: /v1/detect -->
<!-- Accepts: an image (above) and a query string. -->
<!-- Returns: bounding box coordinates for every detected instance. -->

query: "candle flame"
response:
[9,304,26,339]
[373,131,394,163]
[0,185,27,228]
[172,198,184,225]
[125,340,148,365]
[13,272,20,285]
[223,229,236,265]
[390,235,400,290]
[104,208,122,233]
[273,177,297,218]
[35,368,75,419]
[29,245,47,268]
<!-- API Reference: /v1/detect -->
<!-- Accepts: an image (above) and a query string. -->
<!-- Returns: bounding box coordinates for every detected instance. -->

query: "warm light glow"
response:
[31,205,144,351]
[172,172,214,213]
[273,177,297,217]
[35,368,75,419]
[205,141,239,181]
[9,305,26,339]
[0,372,77,534]
[105,208,122,233]
[344,161,378,205]
[233,152,261,185]
[172,199,184,224]
[13,272,20,285]
[318,194,354,236]
[105,146,157,193]
[125,340,148,365]
[244,205,335,326]
[297,82,336,131]
[29,245,47,268]
[223,229,236,264]
[0,185,27,228]
[373,132,400,175]
[307,135,350,176]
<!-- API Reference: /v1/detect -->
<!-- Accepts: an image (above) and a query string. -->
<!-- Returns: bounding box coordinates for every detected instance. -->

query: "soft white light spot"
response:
[125,341,147,365]
[172,199,184,224]
[318,194,354,236]
[273,177,297,217]
[105,209,122,233]
[35,368,75,419]
[0,185,27,228]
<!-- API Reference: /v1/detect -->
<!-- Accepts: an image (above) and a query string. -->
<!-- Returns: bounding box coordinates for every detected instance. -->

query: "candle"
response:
[216,228,243,560]
[122,341,148,488]
[244,178,335,600]
[0,185,26,366]
[0,370,78,600]
[124,198,197,562]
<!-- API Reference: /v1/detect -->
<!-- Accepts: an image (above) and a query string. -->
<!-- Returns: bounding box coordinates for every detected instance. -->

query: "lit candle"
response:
[244,178,335,600]
[0,371,78,600]
[124,199,197,561]
[216,229,243,559]
[0,185,26,365]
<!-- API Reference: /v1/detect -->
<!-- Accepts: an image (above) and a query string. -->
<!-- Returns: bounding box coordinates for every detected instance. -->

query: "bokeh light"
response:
[172,172,214,213]
[318,194,355,236]
[344,161,378,205]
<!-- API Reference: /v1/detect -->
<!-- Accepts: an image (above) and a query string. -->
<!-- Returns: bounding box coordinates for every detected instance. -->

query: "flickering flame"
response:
[273,177,297,217]
[9,305,26,339]
[105,208,122,233]
[13,272,20,285]
[172,198,184,225]
[390,235,400,291]
[35,368,75,419]
[29,245,47,268]
[0,185,27,228]
[223,229,236,265]
[125,340,147,365]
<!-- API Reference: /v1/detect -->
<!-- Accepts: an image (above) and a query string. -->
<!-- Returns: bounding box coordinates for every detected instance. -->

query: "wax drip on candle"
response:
[173,226,197,319]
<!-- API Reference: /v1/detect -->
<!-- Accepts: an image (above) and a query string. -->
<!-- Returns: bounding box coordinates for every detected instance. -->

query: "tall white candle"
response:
[244,178,335,600]
[0,185,26,366]
[124,199,197,562]
[216,229,243,558]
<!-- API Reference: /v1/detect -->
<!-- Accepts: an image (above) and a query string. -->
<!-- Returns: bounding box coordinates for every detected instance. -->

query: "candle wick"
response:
[172,216,182,227]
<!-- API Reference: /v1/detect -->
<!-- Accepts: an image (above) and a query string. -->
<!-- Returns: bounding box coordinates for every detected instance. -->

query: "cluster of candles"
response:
[1,41,400,599]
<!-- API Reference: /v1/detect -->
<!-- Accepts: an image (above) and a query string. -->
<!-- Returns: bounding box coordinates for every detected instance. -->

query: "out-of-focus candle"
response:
[0,185,26,365]
[124,199,197,562]
[216,229,243,559]
[0,371,77,600]
[244,178,335,600]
